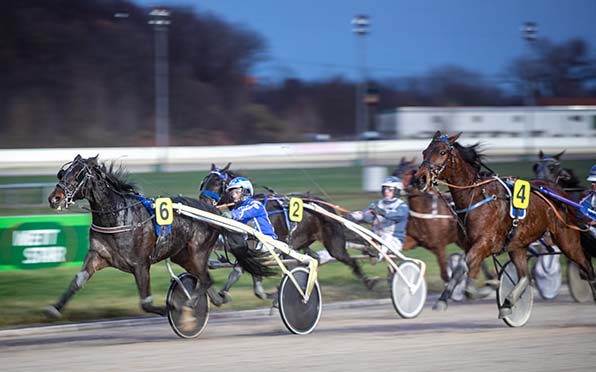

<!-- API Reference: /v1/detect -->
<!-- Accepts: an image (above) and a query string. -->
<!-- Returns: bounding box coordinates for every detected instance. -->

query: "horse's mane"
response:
[454,142,485,173]
[99,162,138,194]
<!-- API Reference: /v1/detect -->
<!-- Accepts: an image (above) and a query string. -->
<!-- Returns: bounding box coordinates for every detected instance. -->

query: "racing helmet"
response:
[381,176,403,195]
[226,177,254,199]
[587,164,596,182]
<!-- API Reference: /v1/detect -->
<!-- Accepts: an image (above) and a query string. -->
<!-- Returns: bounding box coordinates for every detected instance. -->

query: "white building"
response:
[377,106,596,139]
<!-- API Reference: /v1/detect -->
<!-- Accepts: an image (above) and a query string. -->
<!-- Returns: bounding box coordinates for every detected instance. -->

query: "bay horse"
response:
[198,164,379,300]
[415,131,596,315]
[45,155,270,319]
[394,158,496,294]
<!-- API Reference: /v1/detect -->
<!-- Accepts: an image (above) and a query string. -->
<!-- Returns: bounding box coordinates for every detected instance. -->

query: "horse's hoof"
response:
[364,276,380,290]
[498,306,512,319]
[253,282,267,300]
[43,305,62,319]
[180,306,197,332]
[465,285,493,300]
[206,287,224,307]
[485,279,500,289]
[432,300,448,311]
[219,290,232,304]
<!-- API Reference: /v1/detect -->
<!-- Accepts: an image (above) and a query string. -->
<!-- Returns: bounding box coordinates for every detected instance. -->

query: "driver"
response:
[219,177,277,302]
[348,176,409,260]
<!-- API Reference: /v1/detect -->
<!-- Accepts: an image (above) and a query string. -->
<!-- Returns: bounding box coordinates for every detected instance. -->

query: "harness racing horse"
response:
[198,164,379,301]
[45,155,270,319]
[415,131,596,317]
[533,150,596,301]
[533,150,585,202]
[394,158,496,298]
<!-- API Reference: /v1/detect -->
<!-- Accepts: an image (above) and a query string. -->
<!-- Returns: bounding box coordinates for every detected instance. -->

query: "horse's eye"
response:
[439,150,446,156]
[57,169,65,180]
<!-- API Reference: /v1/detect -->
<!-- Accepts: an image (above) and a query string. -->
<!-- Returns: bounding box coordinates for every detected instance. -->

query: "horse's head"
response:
[414,131,461,191]
[198,163,232,206]
[392,157,418,188]
[49,154,98,210]
[533,150,565,182]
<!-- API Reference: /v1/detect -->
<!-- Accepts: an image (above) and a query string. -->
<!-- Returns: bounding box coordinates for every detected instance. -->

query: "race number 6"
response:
[512,180,530,209]
[289,197,303,222]
[155,197,174,225]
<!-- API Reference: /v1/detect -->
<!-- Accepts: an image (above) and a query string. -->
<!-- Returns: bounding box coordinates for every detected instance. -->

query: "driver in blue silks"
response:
[348,176,409,260]
[219,176,277,302]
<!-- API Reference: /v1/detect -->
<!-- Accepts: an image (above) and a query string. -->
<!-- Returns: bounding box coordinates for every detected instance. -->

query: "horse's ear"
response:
[88,154,99,167]
[554,150,565,160]
[75,154,82,161]
[211,163,216,170]
[223,162,231,172]
[432,131,442,139]
[539,150,544,159]
[448,132,461,144]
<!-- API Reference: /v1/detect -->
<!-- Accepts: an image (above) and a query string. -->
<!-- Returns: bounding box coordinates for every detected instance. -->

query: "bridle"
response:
[199,169,229,205]
[422,135,454,184]
[56,159,94,208]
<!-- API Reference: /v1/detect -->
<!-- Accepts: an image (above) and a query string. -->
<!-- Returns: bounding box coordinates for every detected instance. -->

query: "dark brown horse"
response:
[199,164,379,298]
[415,131,596,315]
[45,155,269,319]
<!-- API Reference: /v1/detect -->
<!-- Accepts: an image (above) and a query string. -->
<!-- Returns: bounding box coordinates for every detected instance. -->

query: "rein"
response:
[531,190,589,232]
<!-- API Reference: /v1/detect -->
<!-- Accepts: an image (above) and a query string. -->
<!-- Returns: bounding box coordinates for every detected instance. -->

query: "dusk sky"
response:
[134,0,596,83]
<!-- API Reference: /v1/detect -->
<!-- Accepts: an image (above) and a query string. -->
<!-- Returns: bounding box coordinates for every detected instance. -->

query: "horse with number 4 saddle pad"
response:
[415,131,596,327]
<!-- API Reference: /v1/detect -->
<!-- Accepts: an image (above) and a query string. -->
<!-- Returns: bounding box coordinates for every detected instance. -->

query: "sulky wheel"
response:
[446,253,466,302]
[567,261,592,303]
[391,261,427,319]
[166,272,209,339]
[497,261,533,328]
[278,267,322,335]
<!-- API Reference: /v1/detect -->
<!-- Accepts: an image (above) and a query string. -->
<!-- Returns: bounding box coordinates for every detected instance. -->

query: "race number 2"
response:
[512,180,530,209]
[289,197,303,222]
[155,197,174,225]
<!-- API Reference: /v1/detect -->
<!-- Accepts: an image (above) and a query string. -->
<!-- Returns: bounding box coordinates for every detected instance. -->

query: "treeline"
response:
[1,0,595,148]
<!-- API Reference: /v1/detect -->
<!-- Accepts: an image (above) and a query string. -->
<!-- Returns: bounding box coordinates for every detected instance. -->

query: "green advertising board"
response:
[0,214,91,271]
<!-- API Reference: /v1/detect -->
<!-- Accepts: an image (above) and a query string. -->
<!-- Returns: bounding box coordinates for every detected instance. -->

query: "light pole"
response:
[352,14,370,140]
[149,8,170,169]
[521,21,537,159]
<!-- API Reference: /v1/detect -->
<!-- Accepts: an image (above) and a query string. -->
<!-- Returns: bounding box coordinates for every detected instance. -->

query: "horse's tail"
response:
[230,245,277,277]
[223,231,276,277]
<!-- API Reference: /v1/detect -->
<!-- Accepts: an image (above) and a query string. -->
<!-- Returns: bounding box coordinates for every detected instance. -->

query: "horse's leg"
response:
[433,255,467,311]
[498,248,530,318]
[552,228,596,300]
[464,244,494,300]
[218,265,244,303]
[132,264,166,316]
[43,250,108,318]
[432,245,450,283]
[323,234,379,290]
[183,235,226,307]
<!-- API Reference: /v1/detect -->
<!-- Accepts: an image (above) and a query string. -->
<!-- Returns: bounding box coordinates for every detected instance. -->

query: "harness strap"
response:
[455,195,496,213]
[200,190,221,202]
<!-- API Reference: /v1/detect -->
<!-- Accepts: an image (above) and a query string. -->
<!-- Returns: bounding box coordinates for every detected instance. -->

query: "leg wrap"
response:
[222,266,244,292]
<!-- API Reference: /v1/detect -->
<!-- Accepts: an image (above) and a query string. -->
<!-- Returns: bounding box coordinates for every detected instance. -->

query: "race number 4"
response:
[289,197,303,222]
[155,197,174,225]
[512,180,530,210]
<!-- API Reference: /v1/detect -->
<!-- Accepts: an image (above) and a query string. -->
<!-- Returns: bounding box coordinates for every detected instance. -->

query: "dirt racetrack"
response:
[1,290,595,372]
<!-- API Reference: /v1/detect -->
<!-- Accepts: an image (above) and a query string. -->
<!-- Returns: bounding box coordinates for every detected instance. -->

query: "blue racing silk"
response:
[230,197,278,239]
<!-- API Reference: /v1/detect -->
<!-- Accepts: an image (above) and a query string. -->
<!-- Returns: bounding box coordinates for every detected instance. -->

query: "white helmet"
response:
[381,176,403,194]
[226,177,254,199]
[587,164,596,182]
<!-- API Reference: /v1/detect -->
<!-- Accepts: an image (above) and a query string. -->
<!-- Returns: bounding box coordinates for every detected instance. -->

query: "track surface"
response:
[1,291,595,372]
